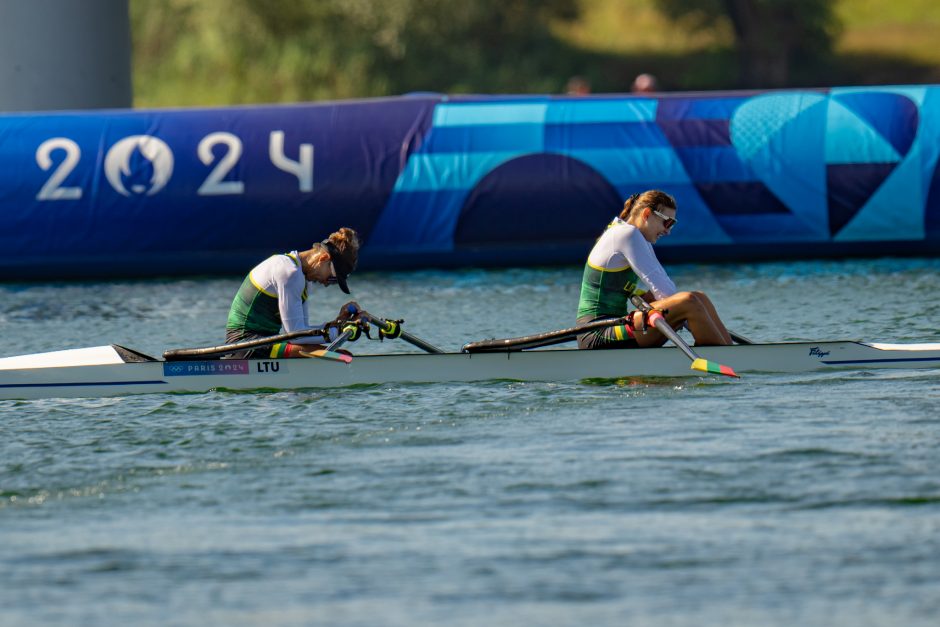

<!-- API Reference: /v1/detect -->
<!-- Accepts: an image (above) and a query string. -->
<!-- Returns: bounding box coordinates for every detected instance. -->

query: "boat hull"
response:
[2,341,939,400]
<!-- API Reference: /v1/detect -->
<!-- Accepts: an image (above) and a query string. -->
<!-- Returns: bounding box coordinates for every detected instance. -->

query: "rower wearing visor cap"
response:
[577,190,733,349]
[224,227,360,359]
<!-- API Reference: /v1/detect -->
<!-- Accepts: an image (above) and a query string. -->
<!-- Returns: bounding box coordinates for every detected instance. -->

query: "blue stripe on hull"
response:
[821,357,940,365]
[0,380,168,389]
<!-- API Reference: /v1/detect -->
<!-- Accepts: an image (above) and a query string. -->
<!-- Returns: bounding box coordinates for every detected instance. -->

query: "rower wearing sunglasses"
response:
[577,190,732,349]
[224,227,360,359]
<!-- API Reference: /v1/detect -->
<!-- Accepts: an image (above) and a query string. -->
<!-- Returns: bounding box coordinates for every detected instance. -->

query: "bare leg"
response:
[633,291,732,347]
[689,291,733,344]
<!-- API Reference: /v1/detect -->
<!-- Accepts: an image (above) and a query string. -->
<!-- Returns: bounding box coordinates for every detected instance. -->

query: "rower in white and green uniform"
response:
[577,190,733,349]
[225,227,360,359]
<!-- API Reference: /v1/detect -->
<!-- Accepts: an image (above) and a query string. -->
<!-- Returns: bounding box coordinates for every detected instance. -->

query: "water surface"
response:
[1,259,939,626]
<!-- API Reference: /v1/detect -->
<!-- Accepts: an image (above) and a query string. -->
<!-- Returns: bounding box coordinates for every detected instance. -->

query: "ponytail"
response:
[619,189,676,221]
[325,227,360,257]
[619,193,640,220]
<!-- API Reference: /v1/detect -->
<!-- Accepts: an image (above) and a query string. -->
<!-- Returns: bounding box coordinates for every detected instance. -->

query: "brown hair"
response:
[619,190,677,221]
[320,227,360,270]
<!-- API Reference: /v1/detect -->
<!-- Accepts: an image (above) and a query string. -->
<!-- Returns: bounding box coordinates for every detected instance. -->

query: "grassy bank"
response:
[552,0,940,91]
[131,0,940,107]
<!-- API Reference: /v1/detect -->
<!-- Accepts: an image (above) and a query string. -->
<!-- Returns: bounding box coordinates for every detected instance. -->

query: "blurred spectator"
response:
[631,73,659,94]
[566,75,591,96]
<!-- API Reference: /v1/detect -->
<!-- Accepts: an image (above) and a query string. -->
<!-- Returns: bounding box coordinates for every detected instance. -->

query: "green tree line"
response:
[131,0,940,107]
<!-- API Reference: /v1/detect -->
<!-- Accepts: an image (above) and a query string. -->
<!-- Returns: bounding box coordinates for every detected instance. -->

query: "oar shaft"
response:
[629,295,739,378]
[165,306,442,360]
[164,328,327,360]
[647,311,699,361]
[326,328,355,352]
[462,316,631,353]
[399,332,444,354]
[359,312,444,354]
[627,296,696,356]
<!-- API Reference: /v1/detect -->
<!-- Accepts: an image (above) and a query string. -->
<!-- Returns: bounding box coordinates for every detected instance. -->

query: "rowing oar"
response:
[629,295,739,378]
[299,305,378,361]
[301,321,361,362]
[303,308,444,357]
[163,328,349,362]
[298,324,355,362]
[729,330,753,345]
[358,311,444,354]
[462,316,632,353]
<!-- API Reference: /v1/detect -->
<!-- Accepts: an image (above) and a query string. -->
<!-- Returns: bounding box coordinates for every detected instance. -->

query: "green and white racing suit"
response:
[577,217,677,349]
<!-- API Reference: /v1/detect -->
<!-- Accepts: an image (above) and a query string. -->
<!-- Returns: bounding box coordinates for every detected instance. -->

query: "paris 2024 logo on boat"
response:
[104,135,174,196]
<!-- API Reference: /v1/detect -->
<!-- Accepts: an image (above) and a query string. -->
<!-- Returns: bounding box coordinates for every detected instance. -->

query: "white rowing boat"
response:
[1,340,939,400]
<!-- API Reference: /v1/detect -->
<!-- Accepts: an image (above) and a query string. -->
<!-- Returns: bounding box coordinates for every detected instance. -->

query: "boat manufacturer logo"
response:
[163,361,249,376]
[808,347,830,358]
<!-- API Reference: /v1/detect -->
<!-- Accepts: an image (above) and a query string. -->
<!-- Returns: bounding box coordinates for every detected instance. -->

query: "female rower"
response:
[577,190,732,349]
[224,227,361,359]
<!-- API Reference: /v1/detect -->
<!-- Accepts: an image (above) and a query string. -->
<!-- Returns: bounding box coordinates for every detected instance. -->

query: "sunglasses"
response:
[651,208,678,229]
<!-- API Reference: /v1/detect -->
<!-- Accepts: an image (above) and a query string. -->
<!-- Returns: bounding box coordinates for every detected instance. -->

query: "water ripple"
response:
[2,260,940,626]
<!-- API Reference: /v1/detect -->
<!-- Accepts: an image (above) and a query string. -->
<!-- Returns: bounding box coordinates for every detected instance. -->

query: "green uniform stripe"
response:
[576,263,642,319]
[226,254,308,336]
[226,275,282,334]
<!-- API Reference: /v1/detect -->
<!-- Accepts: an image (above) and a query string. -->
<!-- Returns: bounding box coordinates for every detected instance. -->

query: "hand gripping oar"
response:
[629,295,739,378]
[307,307,444,357]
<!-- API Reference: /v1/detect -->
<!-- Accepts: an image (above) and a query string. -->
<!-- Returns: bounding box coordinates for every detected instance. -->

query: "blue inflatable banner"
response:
[1,86,938,279]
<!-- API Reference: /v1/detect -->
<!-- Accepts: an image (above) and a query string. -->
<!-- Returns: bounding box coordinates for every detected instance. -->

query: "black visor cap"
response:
[323,240,354,294]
